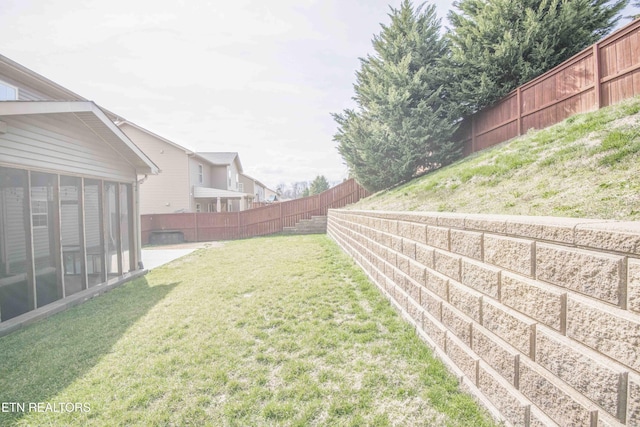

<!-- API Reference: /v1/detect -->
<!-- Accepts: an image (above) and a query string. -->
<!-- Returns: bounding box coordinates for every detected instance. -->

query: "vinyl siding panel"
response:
[229,160,240,191]
[0,114,137,182]
[210,165,227,190]
[239,175,254,196]
[189,157,207,189]
[255,183,265,202]
[0,75,52,101]
[17,86,50,101]
[119,124,190,214]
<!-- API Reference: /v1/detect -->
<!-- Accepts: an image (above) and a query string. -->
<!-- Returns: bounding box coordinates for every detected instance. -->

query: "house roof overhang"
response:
[0,54,86,101]
[115,119,194,156]
[0,101,159,175]
[193,187,252,199]
[195,152,243,173]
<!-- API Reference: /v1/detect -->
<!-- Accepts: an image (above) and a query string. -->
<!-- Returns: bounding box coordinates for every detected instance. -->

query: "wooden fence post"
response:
[194,212,199,242]
[471,115,477,153]
[237,211,241,239]
[517,87,523,136]
[594,43,602,109]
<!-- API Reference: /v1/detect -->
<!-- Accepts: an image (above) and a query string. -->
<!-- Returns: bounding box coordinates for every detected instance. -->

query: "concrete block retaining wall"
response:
[328,209,640,426]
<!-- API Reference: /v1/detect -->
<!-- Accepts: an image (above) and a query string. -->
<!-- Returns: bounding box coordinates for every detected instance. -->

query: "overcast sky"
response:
[1,1,637,189]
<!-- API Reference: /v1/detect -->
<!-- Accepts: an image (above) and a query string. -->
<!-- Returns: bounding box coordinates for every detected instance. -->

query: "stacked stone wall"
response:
[328,209,640,426]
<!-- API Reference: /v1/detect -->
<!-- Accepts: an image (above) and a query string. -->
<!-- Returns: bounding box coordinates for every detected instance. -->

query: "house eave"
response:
[0,54,86,101]
[115,119,195,156]
[0,101,159,175]
[195,152,243,173]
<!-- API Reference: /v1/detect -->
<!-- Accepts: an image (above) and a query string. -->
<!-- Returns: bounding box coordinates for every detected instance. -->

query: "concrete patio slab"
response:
[142,241,224,270]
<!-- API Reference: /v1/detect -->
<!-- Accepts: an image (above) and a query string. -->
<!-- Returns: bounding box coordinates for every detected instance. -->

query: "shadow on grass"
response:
[0,277,178,425]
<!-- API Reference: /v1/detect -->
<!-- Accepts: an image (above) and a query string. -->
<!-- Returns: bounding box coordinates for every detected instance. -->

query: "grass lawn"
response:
[0,235,495,426]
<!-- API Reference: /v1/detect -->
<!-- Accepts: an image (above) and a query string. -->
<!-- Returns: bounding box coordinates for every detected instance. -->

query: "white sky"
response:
[1,1,637,189]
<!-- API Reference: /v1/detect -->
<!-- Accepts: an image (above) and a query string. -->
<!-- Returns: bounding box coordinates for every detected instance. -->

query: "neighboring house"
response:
[0,54,158,324]
[114,124,255,214]
[265,187,278,203]
[194,152,252,212]
[117,120,194,214]
[239,173,276,203]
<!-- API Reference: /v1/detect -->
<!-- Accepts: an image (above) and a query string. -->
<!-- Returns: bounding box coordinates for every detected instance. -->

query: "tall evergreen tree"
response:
[309,175,330,195]
[333,1,460,193]
[448,0,628,114]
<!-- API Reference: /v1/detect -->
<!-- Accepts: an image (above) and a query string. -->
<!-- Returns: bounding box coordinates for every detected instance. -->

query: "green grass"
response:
[354,96,640,220]
[0,235,495,427]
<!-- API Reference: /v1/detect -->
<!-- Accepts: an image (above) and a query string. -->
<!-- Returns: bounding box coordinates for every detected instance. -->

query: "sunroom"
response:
[0,100,157,327]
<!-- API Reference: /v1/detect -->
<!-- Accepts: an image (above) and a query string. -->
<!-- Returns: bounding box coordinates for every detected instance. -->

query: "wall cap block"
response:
[576,221,640,255]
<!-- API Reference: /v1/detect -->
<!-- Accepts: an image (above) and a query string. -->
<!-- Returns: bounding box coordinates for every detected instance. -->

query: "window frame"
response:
[31,198,48,229]
[0,79,18,101]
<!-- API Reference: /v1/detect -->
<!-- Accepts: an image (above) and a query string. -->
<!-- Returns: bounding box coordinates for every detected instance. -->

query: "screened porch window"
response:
[0,166,138,323]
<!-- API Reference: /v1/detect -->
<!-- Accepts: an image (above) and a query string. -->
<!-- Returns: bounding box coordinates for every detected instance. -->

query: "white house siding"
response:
[189,156,208,188]
[255,183,265,202]
[228,160,241,191]
[210,165,227,190]
[239,174,253,199]
[16,85,52,101]
[0,75,54,101]
[0,114,136,182]
[119,123,190,214]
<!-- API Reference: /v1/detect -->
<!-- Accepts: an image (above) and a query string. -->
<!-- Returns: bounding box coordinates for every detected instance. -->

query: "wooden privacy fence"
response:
[458,18,640,155]
[141,178,369,243]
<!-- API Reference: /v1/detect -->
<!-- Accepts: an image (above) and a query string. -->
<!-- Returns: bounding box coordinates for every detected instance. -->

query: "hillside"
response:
[351,96,640,220]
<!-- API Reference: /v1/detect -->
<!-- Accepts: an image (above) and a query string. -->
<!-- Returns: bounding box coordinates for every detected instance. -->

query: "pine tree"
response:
[333,0,460,193]
[448,0,628,114]
[309,175,330,195]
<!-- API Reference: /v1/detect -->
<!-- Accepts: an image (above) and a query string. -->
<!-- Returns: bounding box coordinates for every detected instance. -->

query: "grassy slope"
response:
[0,235,495,427]
[353,96,640,220]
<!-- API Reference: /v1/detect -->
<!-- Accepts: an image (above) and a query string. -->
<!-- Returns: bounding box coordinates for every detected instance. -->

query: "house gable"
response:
[118,121,192,214]
[196,152,243,191]
[0,102,157,177]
